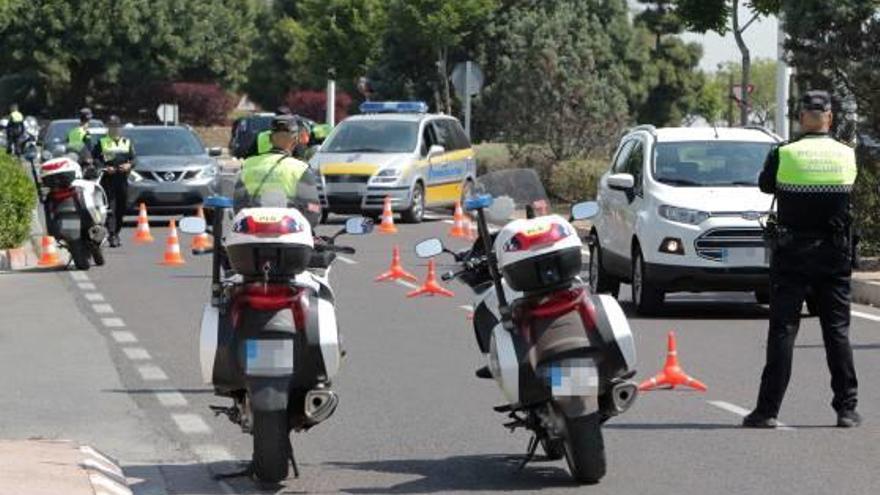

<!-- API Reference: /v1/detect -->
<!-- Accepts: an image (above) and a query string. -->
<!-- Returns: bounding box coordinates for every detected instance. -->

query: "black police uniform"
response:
[747,91,860,427]
[93,134,135,246]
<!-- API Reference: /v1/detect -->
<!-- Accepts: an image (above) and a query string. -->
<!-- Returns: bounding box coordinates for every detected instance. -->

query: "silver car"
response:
[123,126,222,213]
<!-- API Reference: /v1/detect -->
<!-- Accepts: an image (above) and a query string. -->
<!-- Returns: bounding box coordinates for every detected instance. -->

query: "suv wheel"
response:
[632,248,664,315]
[401,182,425,224]
[588,240,620,298]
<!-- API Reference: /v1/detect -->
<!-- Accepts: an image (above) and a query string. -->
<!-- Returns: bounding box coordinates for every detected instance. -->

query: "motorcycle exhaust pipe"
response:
[610,380,638,415]
[304,388,338,425]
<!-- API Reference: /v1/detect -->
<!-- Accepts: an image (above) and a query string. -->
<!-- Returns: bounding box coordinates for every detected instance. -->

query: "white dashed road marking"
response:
[92,303,114,314]
[84,292,105,302]
[337,255,357,265]
[102,317,126,328]
[111,331,138,343]
[852,310,880,323]
[460,305,474,312]
[78,282,97,291]
[171,414,212,434]
[192,444,235,463]
[69,271,89,281]
[122,347,151,360]
[707,400,794,431]
[137,365,169,381]
[395,280,419,290]
[155,390,189,407]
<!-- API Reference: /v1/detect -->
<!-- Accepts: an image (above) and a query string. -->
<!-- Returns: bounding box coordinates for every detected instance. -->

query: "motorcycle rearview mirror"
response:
[571,201,599,221]
[179,216,207,235]
[344,216,374,235]
[415,238,444,259]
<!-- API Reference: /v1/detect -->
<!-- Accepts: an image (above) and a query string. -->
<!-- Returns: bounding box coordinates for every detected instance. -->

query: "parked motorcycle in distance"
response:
[30,155,108,270]
[180,195,372,483]
[414,169,638,484]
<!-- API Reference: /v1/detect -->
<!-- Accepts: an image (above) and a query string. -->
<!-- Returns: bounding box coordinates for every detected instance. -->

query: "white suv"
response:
[589,125,781,314]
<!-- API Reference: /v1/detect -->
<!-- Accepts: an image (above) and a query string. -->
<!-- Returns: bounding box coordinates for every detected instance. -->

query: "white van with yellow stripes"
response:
[310,101,476,223]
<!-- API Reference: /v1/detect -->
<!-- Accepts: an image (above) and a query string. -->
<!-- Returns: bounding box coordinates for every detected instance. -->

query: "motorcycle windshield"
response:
[472,168,550,223]
[233,177,290,210]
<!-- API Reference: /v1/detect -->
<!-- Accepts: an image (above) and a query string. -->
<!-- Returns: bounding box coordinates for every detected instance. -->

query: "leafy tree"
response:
[478,0,630,162]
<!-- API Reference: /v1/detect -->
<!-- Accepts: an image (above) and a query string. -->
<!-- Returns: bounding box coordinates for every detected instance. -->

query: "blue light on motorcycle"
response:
[358,101,429,114]
[204,196,233,209]
[464,194,493,211]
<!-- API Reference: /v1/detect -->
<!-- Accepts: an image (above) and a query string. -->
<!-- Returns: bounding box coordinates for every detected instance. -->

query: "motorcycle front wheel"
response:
[563,412,606,484]
[252,410,291,483]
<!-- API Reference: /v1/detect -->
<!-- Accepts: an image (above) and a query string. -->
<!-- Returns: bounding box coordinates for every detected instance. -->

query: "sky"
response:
[629,1,781,72]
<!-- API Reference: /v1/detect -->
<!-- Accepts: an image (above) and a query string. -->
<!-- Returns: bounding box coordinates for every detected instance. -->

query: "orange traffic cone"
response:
[377,196,398,234]
[407,260,455,298]
[37,236,62,267]
[449,201,468,238]
[639,331,707,392]
[190,207,213,254]
[133,203,154,244]
[375,246,417,282]
[160,219,185,266]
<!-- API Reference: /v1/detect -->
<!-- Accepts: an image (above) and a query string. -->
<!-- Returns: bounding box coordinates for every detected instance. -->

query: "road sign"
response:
[450,61,484,139]
[156,104,179,125]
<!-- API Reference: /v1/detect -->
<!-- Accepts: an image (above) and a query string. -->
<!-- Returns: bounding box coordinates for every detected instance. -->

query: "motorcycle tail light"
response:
[234,216,302,236]
[504,223,569,252]
[41,161,67,172]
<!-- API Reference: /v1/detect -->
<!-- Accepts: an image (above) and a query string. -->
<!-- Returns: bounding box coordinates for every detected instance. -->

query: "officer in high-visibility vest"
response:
[5,103,24,155]
[744,91,860,429]
[92,115,135,247]
[67,108,93,154]
[234,115,321,226]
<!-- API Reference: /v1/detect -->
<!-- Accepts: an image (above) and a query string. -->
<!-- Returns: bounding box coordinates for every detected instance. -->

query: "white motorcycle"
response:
[180,194,372,483]
[415,169,638,484]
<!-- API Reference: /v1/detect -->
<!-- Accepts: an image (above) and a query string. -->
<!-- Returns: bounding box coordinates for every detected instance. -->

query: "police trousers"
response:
[101,173,129,237]
[755,237,858,416]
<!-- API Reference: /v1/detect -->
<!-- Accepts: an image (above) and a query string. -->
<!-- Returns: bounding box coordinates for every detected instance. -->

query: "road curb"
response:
[852,277,880,308]
[0,440,132,495]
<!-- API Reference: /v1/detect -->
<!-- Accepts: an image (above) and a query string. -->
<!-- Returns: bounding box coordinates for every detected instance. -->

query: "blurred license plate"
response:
[60,218,80,230]
[245,339,294,377]
[722,247,764,264]
[546,358,599,397]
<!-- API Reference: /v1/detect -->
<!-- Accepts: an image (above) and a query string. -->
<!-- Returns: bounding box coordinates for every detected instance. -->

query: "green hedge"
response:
[0,152,36,249]
[548,158,607,203]
[854,147,880,256]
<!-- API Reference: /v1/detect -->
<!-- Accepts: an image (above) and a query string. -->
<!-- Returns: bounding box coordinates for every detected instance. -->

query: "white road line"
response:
[707,400,794,430]
[137,365,168,381]
[92,303,114,314]
[84,292,105,302]
[122,347,151,361]
[581,248,590,256]
[154,390,188,407]
[192,444,235,463]
[111,331,138,343]
[395,280,419,290]
[171,413,212,434]
[337,255,357,265]
[442,219,455,224]
[69,271,89,281]
[852,310,880,323]
[460,305,474,312]
[102,317,126,328]
[78,282,97,291]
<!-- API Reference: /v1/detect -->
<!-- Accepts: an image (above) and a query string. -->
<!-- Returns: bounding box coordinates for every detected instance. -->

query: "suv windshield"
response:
[43,120,105,144]
[653,141,773,187]
[323,120,418,153]
[123,128,205,156]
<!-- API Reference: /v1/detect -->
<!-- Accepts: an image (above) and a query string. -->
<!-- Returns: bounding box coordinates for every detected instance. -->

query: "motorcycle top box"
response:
[39,157,81,189]
[495,215,583,293]
[226,207,314,278]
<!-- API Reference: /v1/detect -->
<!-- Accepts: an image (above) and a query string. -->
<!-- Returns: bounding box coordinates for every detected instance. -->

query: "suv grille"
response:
[695,228,764,262]
[323,174,371,184]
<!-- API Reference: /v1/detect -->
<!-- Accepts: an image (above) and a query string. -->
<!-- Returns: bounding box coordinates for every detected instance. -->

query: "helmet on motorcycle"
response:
[79,107,93,122]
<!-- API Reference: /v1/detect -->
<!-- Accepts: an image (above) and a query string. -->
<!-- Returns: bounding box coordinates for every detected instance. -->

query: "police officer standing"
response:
[5,104,25,155]
[67,108,94,155]
[92,116,135,248]
[744,91,860,429]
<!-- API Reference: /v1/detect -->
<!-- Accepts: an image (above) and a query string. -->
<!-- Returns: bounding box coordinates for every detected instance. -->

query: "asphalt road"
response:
[4,204,880,494]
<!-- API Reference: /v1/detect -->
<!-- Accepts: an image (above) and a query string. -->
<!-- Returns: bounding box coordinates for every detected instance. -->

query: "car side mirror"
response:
[208,147,223,157]
[427,144,445,160]
[345,216,374,235]
[571,201,599,221]
[179,216,207,235]
[607,173,635,192]
[415,238,444,258]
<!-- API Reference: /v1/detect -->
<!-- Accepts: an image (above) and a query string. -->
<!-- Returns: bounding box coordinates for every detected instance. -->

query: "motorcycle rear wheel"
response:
[70,240,91,270]
[563,412,606,484]
[90,242,105,266]
[252,410,291,483]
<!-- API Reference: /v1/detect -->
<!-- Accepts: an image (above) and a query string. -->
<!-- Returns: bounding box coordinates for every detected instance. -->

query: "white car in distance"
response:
[589,125,781,314]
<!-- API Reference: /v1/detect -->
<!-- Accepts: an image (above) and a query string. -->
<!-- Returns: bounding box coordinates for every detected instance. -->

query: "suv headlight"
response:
[197,165,219,178]
[658,205,710,225]
[372,168,401,183]
[129,170,144,182]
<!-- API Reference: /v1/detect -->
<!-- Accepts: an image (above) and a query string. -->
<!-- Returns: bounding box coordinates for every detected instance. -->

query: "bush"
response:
[854,142,880,256]
[474,143,512,175]
[283,90,353,123]
[548,158,607,203]
[159,82,236,126]
[0,152,36,249]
